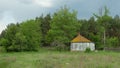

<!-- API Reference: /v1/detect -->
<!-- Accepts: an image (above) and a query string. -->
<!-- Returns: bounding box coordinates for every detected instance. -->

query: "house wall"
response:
[71,43,95,51]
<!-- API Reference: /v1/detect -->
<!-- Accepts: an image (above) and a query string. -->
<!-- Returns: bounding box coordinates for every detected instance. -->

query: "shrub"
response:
[0,46,6,53]
[85,47,91,53]
[106,37,119,48]
[51,41,69,51]
[55,45,67,51]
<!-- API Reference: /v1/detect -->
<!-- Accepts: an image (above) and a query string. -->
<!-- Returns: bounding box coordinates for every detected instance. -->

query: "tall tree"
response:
[46,6,80,46]
[20,19,42,51]
[0,19,42,51]
[0,23,20,51]
[80,17,103,49]
[94,6,115,49]
[40,14,51,46]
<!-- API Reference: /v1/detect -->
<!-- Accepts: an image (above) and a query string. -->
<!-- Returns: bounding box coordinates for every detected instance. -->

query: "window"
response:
[71,44,74,50]
[75,44,77,49]
[79,45,81,50]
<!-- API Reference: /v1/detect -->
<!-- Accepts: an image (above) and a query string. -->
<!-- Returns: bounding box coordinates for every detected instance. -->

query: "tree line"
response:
[0,6,120,52]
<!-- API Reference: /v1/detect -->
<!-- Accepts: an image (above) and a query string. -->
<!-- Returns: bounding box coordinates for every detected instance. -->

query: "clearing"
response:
[0,50,120,68]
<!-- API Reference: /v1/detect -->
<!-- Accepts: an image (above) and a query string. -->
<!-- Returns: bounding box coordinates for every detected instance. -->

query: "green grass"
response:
[0,50,120,68]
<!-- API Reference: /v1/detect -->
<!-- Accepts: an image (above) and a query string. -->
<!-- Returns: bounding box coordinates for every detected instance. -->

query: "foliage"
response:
[0,46,6,53]
[0,6,120,52]
[0,38,9,46]
[46,6,81,46]
[38,14,51,46]
[85,47,91,53]
[0,19,42,52]
[106,37,119,48]
[20,20,42,51]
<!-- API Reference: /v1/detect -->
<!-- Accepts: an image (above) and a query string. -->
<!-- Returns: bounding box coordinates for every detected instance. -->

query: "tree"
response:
[2,23,20,51]
[20,19,42,51]
[106,37,119,48]
[8,32,27,51]
[80,17,103,49]
[94,6,112,49]
[0,38,9,47]
[37,14,51,46]
[46,6,81,47]
[0,19,42,52]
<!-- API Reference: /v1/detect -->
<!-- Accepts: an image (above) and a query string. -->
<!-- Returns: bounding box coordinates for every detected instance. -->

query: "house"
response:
[71,34,95,51]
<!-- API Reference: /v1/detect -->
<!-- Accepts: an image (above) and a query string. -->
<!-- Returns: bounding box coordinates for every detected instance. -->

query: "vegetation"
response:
[0,51,120,68]
[0,6,120,52]
[0,6,120,68]
[85,47,91,53]
[46,7,80,46]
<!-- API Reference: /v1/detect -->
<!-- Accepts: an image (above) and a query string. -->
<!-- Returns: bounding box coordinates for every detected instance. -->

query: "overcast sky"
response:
[0,0,120,33]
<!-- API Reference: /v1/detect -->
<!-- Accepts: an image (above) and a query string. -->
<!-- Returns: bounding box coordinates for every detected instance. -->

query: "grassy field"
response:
[0,50,120,68]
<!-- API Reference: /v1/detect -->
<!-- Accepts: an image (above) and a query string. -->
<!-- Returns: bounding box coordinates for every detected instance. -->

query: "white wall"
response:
[71,43,95,51]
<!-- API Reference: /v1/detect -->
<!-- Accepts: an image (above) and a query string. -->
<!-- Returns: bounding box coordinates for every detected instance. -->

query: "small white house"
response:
[71,34,95,51]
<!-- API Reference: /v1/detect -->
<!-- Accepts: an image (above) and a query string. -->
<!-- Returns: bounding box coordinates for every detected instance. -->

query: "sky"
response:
[0,0,120,33]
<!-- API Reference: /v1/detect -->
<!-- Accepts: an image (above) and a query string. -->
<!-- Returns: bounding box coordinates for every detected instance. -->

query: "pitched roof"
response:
[71,34,91,43]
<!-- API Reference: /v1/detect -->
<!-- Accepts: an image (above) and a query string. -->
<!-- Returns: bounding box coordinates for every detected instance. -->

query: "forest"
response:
[0,6,120,52]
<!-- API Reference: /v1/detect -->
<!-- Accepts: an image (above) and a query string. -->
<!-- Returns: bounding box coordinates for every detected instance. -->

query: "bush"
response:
[106,37,119,48]
[51,41,69,51]
[55,45,68,51]
[0,46,6,53]
[85,47,91,53]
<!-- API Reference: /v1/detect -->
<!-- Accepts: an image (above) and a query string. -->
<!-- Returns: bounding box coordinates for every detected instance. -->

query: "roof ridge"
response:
[71,34,91,43]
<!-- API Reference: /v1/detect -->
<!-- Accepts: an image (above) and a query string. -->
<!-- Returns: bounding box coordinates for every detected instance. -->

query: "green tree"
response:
[0,19,42,52]
[80,17,103,49]
[8,32,27,51]
[106,37,119,48]
[37,14,51,46]
[0,38,9,47]
[46,6,80,47]
[20,19,42,51]
[3,23,20,51]
[94,6,112,49]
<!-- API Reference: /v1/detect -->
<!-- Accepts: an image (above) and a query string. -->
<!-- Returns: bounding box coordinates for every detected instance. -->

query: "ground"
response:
[0,50,120,68]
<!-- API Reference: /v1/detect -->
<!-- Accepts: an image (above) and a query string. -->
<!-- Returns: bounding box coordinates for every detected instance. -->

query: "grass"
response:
[0,50,120,68]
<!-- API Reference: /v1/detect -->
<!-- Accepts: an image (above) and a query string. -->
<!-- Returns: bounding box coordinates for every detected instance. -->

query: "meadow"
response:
[0,50,120,68]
